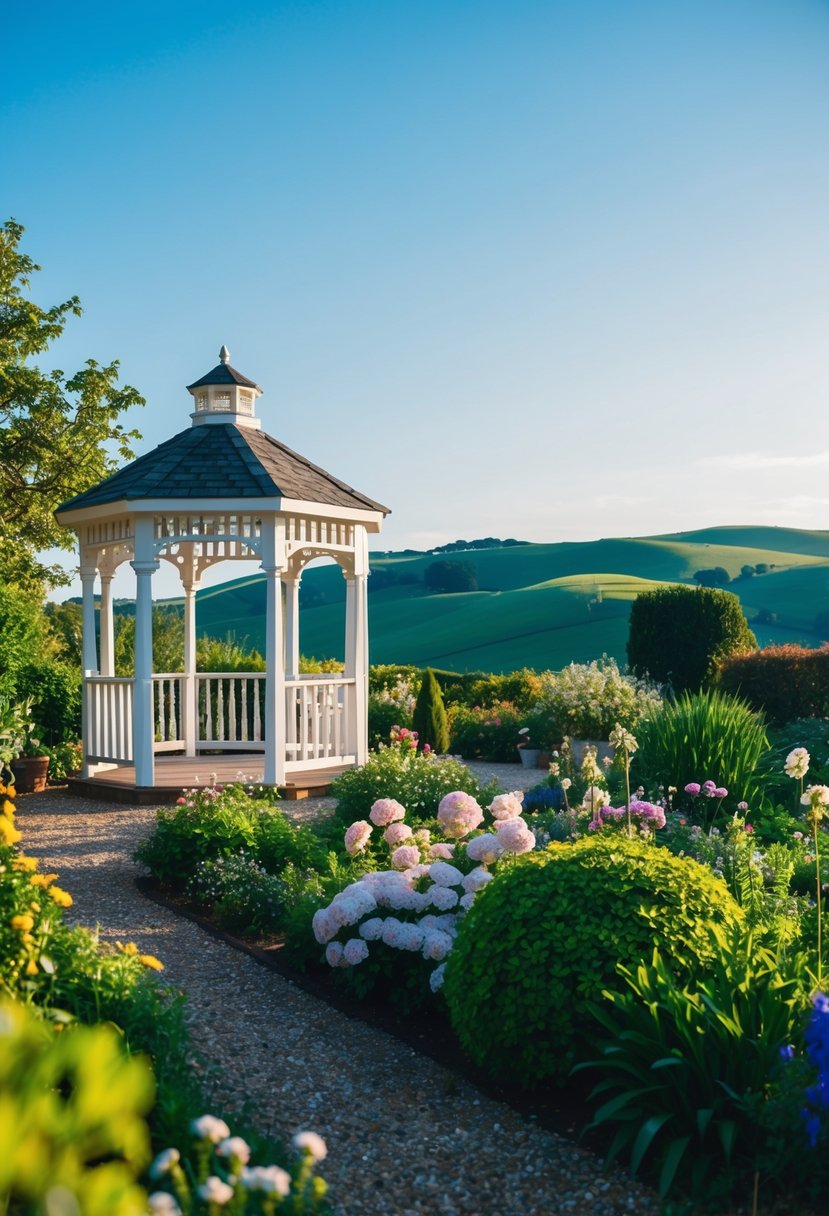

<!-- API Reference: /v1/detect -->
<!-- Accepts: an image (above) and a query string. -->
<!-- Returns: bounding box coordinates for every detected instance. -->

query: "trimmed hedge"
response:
[718,644,829,724]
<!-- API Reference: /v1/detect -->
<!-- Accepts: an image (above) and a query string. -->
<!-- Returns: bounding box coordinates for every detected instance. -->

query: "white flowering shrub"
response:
[534,656,662,740]
[313,790,535,1009]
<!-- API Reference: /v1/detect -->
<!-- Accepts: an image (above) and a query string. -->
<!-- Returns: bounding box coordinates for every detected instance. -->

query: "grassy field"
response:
[160,525,829,672]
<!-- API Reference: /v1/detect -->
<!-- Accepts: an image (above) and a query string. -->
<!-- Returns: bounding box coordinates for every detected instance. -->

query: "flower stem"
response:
[814,816,823,986]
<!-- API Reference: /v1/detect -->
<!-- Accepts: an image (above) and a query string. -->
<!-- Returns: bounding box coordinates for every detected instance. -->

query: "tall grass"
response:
[634,688,769,809]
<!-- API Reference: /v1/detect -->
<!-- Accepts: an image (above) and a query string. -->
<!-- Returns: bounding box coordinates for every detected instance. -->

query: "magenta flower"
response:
[713,787,728,799]
[701,780,717,797]
[684,783,701,797]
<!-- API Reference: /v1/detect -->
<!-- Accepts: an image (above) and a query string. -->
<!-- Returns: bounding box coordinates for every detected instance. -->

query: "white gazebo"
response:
[55,347,389,792]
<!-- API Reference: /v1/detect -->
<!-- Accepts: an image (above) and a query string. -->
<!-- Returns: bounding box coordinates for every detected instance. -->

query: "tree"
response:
[0,220,144,588]
[693,567,731,588]
[627,585,757,692]
[412,669,449,753]
[424,560,478,593]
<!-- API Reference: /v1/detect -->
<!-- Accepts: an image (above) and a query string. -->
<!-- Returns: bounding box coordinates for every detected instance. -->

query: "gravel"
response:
[14,766,662,1216]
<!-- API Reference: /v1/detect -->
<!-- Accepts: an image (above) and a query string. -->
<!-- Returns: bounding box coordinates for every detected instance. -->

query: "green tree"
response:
[0,220,144,588]
[412,668,449,753]
[424,559,478,593]
[627,584,757,692]
[693,566,731,588]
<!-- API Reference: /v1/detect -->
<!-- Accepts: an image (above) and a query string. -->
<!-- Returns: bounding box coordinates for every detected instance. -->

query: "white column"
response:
[80,566,99,675]
[99,573,115,677]
[262,520,286,786]
[284,577,300,678]
[182,580,199,757]
[353,572,369,765]
[131,518,158,788]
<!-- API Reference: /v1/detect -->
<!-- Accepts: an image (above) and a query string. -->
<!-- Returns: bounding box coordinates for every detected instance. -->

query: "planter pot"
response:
[11,755,50,794]
[518,747,542,769]
[570,739,615,769]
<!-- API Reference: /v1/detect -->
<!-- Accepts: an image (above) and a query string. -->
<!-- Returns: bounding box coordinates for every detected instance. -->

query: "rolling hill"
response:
[159,526,829,673]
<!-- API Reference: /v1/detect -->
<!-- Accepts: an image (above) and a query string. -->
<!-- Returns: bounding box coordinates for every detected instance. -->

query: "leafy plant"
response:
[443,835,743,1085]
[533,656,662,740]
[578,925,811,1205]
[634,688,769,814]
[447,700,525,761]
[412,668,449,753]
[187,853,287,935]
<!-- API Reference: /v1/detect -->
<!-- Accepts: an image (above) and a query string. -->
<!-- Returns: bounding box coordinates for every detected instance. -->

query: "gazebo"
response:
[55,347,389,793]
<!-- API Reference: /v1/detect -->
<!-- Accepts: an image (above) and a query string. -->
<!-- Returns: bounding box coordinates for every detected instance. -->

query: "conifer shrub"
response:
[443,835,743,1085]
[627,584,756,692]
[717,644,829,724]
[412,668,449,753]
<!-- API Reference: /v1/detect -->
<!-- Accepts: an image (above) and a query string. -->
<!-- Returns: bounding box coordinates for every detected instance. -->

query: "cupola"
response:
[186,344,263,429]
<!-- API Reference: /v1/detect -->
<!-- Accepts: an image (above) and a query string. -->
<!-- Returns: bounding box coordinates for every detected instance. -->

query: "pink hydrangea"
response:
[343,937,370,965]
[391,845,421,870]
[488,791,524,820]
[429,885,460,911]
[494,818,535,854]
[383,822,413,846]
[466,834,503,865]
[427,842,455,860]
[370,798,407,827]
[325,941,346,967]
[437,791,484,838]
[428,860,464,887]
[344,820,372,855]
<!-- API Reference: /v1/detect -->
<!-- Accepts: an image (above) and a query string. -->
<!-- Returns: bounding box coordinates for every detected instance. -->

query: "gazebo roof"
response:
[57,423,390,514]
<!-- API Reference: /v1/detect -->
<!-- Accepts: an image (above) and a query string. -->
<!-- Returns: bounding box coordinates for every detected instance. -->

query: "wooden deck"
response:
[66,753,350,805]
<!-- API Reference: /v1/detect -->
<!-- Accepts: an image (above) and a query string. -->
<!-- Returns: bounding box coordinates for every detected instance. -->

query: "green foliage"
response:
[197,634,266,672]
[755,718,829,813]
[13,658,81,743]
[534,655,662,739]
[0,999,154,1216]
[43,599,84,666]
[187,854,288,934]
[114,607,185,676]
[578,926,811,1206]
[718,644,829,723]
[443,835,743,1085]
[693,565,731,587]
[423,559,478,593]
[329,742,495,828]
[634,688,769,813]
[0,219,144,589]
[448,700,525,760]
[0,585,46,695]
[628,584,756,692]
[412,668,449,753]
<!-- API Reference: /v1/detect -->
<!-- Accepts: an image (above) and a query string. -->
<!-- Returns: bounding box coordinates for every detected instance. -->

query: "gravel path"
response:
[15,768,661,1216]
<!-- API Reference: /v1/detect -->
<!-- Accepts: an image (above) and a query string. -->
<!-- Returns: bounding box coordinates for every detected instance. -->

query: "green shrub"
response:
[187,854,287,935]
[443,835,743,1085]
[0,585,47,697]
[447,700,524,760]
[628,584,756,692]
[368,695,411,750]
[329,742,495,828]
[718,645,829,723]
[634,687,769,813]
[579,927,812,1206]
[14,658,82,743]
[534,656,662,740]
[412,668,449,753]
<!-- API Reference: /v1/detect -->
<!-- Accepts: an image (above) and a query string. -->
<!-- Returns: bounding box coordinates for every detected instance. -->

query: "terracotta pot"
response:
[10,755,50,794]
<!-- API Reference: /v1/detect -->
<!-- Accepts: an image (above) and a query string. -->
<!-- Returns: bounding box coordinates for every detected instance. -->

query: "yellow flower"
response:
[138,954,164,971]
[30,873,58,889]
[11,914,34,932]
[116,941,139,956]
[29,901,40,913]
[1,799,16,817]
[48,887,73,908]
[25,959,38,976]
[12,856,37,872]
[0,819,22,846]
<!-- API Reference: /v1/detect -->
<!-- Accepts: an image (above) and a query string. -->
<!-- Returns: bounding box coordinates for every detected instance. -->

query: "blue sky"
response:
[5,0,829,598]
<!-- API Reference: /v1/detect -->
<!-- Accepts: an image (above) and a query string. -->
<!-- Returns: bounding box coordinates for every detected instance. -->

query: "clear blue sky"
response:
[5,0,829,598]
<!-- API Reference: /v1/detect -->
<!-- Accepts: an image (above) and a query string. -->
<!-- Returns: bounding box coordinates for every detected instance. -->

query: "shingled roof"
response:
[57,424,390,515]
[186,361,261,391]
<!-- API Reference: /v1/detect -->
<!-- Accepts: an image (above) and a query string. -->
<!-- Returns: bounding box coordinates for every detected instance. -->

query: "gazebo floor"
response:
[66,753,349,806]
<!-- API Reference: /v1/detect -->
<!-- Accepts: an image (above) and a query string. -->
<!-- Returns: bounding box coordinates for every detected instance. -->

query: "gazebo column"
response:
[98,572,115,677]
[344,568,369,765]
[80,566,99,675]
[262,521,287,786]
[284,576,300,756]
[131,519,159,788]
[182,577,199,757]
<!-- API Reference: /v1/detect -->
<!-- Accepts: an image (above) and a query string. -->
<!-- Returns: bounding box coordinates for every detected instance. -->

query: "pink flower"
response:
[684,783,701,797]
[391,845,421,870]
[494,817,535,854]
[488,792,524,821]
[744,824,754,834]
[713,787,728,799]
[344,820,372,855]
[384,822,413,846]
[437,791,484,838]
[427,843,455,860]
[176,797,186,805]
[370,798,406,827]
[701,780,717,797]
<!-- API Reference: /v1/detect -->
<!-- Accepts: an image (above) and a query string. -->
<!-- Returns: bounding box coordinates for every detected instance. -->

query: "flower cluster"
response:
[588,799,666,834]
[148,1117,328,1213]
[785,747,811,780]
[684,780,729,800]
[803,991,829,1147]
[533,656,662,740]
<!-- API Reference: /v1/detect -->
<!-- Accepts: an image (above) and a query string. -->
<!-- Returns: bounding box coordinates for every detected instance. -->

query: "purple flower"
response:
[780,1044,795,1061]
[737,801,749,812]
[684,783,701,797]
[701,780,717,797]
[713,787,728,799]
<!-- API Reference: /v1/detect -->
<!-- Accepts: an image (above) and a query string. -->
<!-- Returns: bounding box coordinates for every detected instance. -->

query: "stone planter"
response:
[11,755,50,794]
[518,747,542,769]
[570,739,615,769]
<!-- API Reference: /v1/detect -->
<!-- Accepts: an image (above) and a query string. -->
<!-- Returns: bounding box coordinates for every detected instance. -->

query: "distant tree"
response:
[740,565,756,579]
[43,600,84,667]
[627,585,757,692]
[114,606,184,675]
[424,560,478,593]
[755,563,769,575]
[0,219,144,589]
[693,567,731,588]
[412,668,449,753]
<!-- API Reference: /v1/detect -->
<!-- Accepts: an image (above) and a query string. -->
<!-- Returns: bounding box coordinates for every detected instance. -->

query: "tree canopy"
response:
[0,219,144,588]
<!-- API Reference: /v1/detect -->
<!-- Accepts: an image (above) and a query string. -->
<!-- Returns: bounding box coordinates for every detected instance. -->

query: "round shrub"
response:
[443,834,743,1085]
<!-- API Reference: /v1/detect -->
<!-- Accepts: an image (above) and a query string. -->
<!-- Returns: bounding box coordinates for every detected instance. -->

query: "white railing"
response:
[197,673,266,750]
[285,676,356,769]
[153,674,185,751]
[85,677,134,762]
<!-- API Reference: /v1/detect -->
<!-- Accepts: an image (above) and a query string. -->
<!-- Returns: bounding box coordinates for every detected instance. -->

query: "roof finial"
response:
[219,344,230,364]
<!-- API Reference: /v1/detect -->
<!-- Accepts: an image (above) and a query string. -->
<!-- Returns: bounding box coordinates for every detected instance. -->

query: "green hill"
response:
[159,526,829,673]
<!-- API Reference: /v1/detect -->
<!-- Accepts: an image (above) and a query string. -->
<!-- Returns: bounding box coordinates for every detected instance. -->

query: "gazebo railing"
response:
[197,672,266,751]
[285,676,356,770]
[85,676,134,762]
[153,674,185,751]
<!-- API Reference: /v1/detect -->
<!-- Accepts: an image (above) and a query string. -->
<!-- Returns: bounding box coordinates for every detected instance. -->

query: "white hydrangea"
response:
[459,892,476,911]
[428,860,464,887]
[325,941,346,967]
[466,834,503,864]
[429,962,447,991]
[429,885,459,911]
[421,929,453,961]
[343,937,370,965]
[462,866,493,894]
[358,917,385,941]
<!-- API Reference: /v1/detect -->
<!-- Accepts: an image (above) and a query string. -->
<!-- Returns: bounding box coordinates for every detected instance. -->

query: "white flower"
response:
[488,792,524,820]
[560,778,572,790]
[148,1193,182,1216]
[293,1131,328,1161]
[429,963,447,991]
[149,1148,180,1179]
[217,1136,251,1165]
[190,1115,230,1143]
[466,834,503,865]
[343,937,370,965]
[358,916,385,941]
[462,867,493,894]
[428,860,464,887]
[429,885,460,911]
[421,929,453,961]
[325,941,345,967]
[240,1165,291,1196]
[785,747,810,780]
[801,784,829,806]
[427,843,455,860]
[459,892,476,911]
[198,1176,235,1205]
